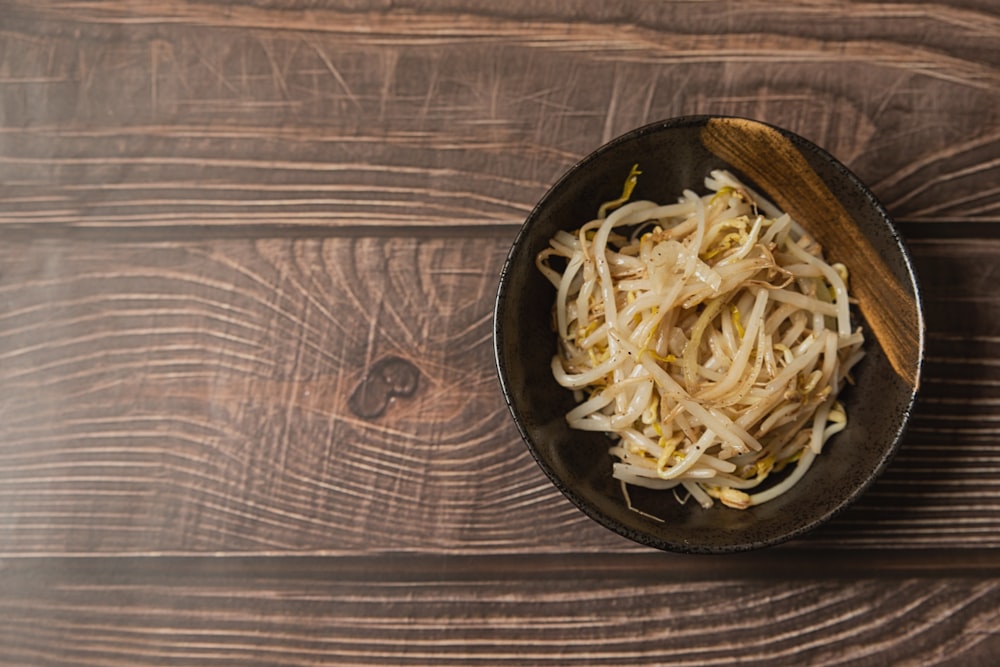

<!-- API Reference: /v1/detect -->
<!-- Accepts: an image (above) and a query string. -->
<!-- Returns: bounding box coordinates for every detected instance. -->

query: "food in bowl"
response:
[494,115,923,552]
[536,165,864,514]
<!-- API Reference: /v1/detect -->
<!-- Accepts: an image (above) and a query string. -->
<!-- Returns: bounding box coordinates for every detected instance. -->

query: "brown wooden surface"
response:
[1,1,998,664]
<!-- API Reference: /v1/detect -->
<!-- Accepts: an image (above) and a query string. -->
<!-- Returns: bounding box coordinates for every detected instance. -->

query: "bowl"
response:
[493,115,924,553]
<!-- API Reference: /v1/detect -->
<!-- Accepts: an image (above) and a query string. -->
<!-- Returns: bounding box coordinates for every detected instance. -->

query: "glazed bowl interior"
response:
[493,116,923,553]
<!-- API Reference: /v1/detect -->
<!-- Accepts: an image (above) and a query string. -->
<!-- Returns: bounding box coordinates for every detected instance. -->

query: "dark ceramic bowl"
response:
[493,116,924,553]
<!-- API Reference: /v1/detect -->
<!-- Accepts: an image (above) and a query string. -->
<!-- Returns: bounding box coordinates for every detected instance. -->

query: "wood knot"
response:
[348,356,420,419]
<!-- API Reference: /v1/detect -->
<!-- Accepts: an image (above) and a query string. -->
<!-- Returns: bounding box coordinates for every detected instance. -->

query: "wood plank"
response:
[0,555,996,666]
[1,235,999,555]
[0,1,997,231]
[0,235,540,553]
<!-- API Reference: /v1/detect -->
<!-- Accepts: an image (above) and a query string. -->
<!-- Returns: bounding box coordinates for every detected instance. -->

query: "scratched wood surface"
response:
[1,1,999,664]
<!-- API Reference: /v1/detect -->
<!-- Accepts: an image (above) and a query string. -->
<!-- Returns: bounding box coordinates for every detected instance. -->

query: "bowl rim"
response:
[493,114,925,553]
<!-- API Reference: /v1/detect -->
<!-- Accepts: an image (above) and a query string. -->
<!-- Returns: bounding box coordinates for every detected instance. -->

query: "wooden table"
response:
[1,2,998,664]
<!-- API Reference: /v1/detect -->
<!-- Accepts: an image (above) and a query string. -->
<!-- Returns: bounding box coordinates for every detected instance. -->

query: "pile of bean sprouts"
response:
[535,167,865,512]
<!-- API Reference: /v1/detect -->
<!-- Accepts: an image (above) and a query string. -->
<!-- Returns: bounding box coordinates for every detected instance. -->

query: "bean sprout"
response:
[535,166,864,511]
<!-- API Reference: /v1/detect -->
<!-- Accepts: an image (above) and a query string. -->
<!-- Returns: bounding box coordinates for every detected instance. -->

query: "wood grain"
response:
[1,1,999,664]
[0,555,996,667]
[0,1,997,233]
[0,236,525,553]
